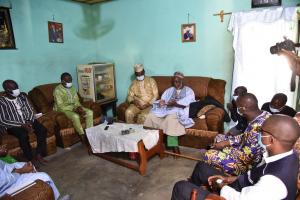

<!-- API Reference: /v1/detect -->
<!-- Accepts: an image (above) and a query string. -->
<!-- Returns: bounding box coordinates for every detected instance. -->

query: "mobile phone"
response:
[104,126,109,130]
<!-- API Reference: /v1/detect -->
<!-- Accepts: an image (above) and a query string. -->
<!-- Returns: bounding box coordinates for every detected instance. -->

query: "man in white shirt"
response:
[171,114,299,200]
[0,145,70,200]
[144,71,195,154]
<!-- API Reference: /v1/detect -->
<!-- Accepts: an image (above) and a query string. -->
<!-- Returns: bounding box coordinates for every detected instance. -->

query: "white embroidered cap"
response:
[134,64,144,73]
[174,71,184,79]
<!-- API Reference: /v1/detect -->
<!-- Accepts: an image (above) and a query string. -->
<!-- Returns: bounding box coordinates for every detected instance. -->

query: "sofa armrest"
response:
[117,102,130,122]
[37,116,55,137]
[0,179,54,200]
[205,107,224,132]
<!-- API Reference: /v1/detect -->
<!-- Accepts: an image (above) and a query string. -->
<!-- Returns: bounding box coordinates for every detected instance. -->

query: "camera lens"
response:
[270,45,279,54]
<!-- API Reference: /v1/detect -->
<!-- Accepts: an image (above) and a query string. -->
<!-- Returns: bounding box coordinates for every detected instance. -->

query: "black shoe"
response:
[172,147,181,159]
[173,147,181,154]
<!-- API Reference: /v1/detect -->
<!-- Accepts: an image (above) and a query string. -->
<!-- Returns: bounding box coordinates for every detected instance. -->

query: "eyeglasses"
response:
[261,128,277,141]
[261,128,273,136]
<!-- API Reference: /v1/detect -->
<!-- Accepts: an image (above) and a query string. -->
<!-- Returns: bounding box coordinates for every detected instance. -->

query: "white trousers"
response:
[144,113,185,136]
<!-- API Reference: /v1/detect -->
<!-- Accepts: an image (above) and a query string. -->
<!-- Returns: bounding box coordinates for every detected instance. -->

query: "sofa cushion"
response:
[35,83,59,104]
[183,77,210,100]
[208,79,226,105]
[152,76,173,97]
[29,83,59,113]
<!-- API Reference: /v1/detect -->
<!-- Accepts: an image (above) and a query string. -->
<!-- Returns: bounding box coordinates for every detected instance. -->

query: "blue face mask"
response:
[258,134,271,151]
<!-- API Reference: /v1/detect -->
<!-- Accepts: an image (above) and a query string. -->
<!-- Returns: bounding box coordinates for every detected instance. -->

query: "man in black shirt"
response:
[0,80,48,166]
[261,93,296,117]
[226,86,248,135]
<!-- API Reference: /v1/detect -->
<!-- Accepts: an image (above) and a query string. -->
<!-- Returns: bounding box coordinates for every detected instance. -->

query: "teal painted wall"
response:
[94,0,300,105]
[0,0,98,92]
[0,0,299,107]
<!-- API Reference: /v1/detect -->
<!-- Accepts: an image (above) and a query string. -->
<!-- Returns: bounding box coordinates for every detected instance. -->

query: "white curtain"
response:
[228,7,298,108]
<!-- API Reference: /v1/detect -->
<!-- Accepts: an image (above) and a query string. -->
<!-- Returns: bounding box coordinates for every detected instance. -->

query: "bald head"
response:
[262,114,300,150]
[237,93,259,111]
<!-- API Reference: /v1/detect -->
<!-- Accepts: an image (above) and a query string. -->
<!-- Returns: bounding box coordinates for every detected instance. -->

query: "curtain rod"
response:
[214,6,300,23]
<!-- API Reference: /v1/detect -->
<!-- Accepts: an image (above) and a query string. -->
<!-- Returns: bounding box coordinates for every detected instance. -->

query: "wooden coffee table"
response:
[86,124,164,175]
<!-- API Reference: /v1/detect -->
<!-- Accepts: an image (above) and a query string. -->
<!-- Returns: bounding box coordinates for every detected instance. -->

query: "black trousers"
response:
[7,120,47,161]
[171,161,225,200]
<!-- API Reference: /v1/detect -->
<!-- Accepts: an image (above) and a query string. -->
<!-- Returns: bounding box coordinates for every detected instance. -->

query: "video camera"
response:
[270,38,300,54]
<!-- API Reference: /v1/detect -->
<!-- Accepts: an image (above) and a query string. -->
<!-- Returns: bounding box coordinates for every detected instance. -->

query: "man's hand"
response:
[14,162,35,174]
[278,49,300,75]
[159,100,166,107]
[167,99,177,107]
[208,175,237,189]
[226,130,234,137]
[139,102,150,110]
[167,99,186,109]
[132,100,146,110]
[132,99,141,107]
[0,144,8,157]
[74,106,86,117]
[21,122,33,132]
[212,141,230,150]
[226,102,233,111]
[205,193,226,200]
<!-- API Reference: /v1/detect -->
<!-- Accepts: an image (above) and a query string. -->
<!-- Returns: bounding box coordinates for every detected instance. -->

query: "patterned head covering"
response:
[134,64,144,72]
[174,71,184,79]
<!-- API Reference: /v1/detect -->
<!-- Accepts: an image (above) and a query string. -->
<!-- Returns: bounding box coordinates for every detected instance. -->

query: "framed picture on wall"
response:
[251,0,281,8]
[181,23,196,43]
[48,21,64,43]
[0,7,16,49]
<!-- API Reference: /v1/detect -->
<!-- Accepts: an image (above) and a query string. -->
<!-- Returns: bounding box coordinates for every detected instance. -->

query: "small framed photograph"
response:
[48,21,64,43]
[251,0,281,8]
[181,23,196,43]
[0,7,16,49]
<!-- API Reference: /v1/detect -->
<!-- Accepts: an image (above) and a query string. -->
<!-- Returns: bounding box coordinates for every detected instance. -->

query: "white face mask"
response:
[237,107,244,116]
[11,89,20,97]
[136,75,145,81]
[269,105,280,113]
[65,82,72,88]
[232,95,238,101]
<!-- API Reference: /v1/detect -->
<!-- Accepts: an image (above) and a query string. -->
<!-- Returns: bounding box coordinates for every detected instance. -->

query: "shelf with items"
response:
[77,63,116,103]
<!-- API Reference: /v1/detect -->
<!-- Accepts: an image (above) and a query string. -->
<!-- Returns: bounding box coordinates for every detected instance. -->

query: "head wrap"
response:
[134,64,144,73]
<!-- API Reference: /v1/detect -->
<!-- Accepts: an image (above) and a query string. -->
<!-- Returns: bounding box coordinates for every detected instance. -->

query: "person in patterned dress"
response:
[203,93,270,175]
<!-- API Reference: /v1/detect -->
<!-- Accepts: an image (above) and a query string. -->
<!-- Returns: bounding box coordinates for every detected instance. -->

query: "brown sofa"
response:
[0,92,57,158]
[117,76,226,149]
[0,179,54,200]
[28,83,102,148]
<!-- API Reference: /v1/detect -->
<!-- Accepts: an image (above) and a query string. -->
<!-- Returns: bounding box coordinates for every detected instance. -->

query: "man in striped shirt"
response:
[0,80,47,166]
